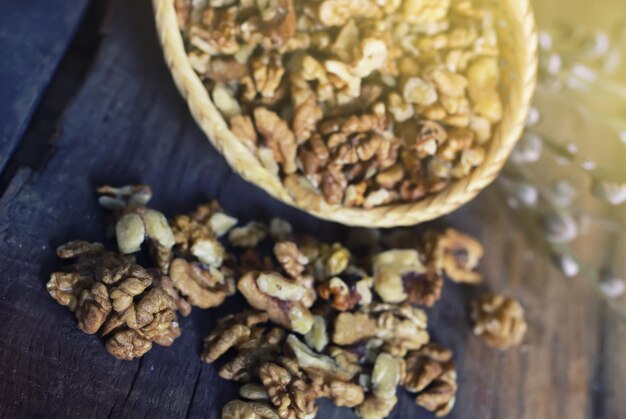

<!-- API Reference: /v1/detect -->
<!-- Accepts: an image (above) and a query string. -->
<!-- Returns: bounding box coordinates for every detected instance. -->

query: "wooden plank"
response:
[0,0,90,172]
[0,1,623,419]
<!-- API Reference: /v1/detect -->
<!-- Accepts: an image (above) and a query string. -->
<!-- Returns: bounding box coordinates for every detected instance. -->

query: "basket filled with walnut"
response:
[154,0,537,227]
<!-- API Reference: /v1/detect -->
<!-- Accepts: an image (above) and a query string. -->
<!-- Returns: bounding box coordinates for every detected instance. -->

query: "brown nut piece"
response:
[105,196,175,273]
[274,241,309,278]
[105,329,153,361]
[316,275,370,311]
[431,228,484,284]
[404,344,457,417]
[221,327,287,382]
[238,272,314,334]
[333,304,429,357]
[222,399,280,419]
[202,310,269,363]
[259,362,318,419]
[169,258,233,309]
[229,221,268,248]
[470,294,527,349]
[356,395,398,419]
[373,249,425,304]
[170,202,232,266]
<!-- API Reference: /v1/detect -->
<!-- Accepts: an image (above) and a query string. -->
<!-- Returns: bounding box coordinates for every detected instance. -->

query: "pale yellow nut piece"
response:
[403,77,438,106]
[256,273,306,301]
[373,249,425,303]
[371,352,402,399]
[142,208,176,248]
[210,212,238,237]
[116,213,145,254]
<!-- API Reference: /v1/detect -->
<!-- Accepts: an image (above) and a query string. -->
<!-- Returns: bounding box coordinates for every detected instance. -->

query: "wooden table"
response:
[1,1,624,418]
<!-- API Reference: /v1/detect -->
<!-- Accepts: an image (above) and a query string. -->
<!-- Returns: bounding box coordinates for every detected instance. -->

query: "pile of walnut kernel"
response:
[175,0,503,208]
[47,185,527,418]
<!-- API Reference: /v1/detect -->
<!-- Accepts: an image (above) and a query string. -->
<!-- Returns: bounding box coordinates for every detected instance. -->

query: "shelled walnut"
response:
[48,240,181,360]
[403,344,457,417]
[176,0,503,208]
[470,293,527,349]
[238,271,315,334]
[332,303,430,357]
[97,185,175,273]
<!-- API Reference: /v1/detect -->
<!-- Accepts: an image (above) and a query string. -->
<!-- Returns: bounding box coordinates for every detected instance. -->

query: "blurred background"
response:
[493,0,626,310]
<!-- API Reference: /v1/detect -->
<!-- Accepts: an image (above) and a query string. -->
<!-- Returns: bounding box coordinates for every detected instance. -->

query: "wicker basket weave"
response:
[153,0,537,227]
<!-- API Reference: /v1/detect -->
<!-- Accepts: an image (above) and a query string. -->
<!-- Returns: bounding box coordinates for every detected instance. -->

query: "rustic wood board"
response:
[0,0,90,173]
[0,1,624,418]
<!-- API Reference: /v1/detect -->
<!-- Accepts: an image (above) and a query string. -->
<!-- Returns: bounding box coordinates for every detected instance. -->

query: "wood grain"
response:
[0,0,90,172]
[0,1,624,418]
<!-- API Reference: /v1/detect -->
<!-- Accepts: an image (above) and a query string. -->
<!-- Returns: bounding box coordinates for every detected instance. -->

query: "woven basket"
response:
[153,0,537,227]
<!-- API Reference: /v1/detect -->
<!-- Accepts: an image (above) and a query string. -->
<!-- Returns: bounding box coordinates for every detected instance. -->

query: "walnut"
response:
[80,266,180,360]
[291,77,323,143]
[404,344,457,417]
[202,310,269,363]
[105,329,153,361]
[222,400,280,419]
[169,258,233,309]
[402,268,443,307]
[316,243,351,279]
[229,221,268,248]
[47,272,91,311]
[373,249,425,304]
[314,379,365,408]
[286,335,360,382]
[333,304,429,356]
[238,272,314,334]
[274,241,309,278]
[108,265,153,312]
[317,276,367,311]
[371,352,403,399]
[259,362,318,419]
[230,115,259,151]
[269,218,293,242]
[431,228,484,283]
[470,294,527,349]
[254,107,298,174]
[170,202,230,267]
[316,0,381,27]
[250,53,286,99]
[213,83,241,118]
[344,182,367,207]
[355,395,398,419]
[256,0,296,47]
[179,0,501,208]
[304,315,328,353]
[403,77,438,106]
[76,282,112,334]
[96,185,152,210]
[467,57,502,123]
[220,327,287,381]
[98,186,175,273]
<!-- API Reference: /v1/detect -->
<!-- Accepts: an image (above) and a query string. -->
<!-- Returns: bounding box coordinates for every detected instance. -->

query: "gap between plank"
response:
[0,0,108,200]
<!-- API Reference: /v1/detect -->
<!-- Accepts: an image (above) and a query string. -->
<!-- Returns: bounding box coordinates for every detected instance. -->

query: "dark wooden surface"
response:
[0,1,624,418]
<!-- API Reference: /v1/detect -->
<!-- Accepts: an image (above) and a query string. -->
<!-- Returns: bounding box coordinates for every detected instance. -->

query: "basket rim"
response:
[153,0,538,227]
